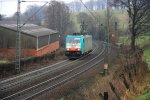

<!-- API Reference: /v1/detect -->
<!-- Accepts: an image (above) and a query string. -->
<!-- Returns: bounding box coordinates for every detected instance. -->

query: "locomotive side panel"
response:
[84,35,92,53]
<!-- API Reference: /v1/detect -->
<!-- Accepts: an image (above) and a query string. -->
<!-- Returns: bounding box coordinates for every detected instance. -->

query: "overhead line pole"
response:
[103,0,110,70]
[16,0,21,73]
[106,0,110,54]
[16,0,49,73]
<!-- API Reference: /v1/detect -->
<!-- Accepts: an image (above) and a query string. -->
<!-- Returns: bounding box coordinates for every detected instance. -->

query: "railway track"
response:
[0,41,105,100]
[0,43,97,91]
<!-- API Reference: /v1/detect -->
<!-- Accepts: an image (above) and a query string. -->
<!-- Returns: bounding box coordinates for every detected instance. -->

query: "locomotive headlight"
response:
[67,48,69,51]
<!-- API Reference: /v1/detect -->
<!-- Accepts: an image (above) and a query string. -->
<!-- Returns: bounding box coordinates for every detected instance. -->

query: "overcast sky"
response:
[0,0,88,17]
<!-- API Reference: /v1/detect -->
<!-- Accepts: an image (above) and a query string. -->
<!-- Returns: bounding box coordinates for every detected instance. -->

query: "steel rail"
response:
[24,45,105,100]
[0,45,98,92]
[25,58,105,100]
[1,42,105,100]
[0,43,99,98]
[0,43,97,84]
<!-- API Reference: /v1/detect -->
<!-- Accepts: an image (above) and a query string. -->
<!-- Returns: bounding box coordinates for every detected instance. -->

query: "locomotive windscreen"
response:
[66,37,81,51]
[67,38,80,43]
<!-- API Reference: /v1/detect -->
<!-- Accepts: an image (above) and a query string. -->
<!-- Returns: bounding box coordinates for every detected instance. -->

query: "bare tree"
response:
[86,0,95,10]
[46,1,70,34]
[74,1,82,12]
[96,0,106,10]
[114,0,150,50]
[68,1,82,12]
[22,5,46,25]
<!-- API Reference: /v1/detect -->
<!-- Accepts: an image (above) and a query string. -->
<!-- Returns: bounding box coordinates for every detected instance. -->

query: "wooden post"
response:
[99,92,108,100]
[104,63,108,76]
[104,92,108,100]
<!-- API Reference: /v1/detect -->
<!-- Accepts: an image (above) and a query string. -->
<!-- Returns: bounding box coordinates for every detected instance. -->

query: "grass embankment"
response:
[144,49,150,69]
[0,60,9,64]
[118,35,150,47]
[118,35,150,100]
[60,60,120,100]
[138,47,150,100]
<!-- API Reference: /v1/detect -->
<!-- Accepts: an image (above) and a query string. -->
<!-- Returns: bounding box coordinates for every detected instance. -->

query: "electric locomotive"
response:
[65,35,92,59]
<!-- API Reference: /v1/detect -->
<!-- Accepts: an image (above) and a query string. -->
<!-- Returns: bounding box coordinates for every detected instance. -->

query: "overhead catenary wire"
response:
[19,1,49,28]
[79,0,98,22]
[15,0,51,73]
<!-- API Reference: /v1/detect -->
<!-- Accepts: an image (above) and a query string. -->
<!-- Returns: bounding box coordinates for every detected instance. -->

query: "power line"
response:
[20,1,49,28]
[15,0,50,73]
[79,0,98,22]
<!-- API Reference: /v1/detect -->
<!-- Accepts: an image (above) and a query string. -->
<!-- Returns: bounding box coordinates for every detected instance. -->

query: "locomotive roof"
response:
[0,21,58,37]
[66,35,92,38]
[67,35,84,37]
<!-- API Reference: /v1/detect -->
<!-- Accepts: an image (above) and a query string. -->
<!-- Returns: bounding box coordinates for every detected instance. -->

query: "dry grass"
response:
[62,49,148,100]
[79,76,110,100]
[37,47,149,100]
[63,62,120,100]
[122,64,149,100]
[122,80,148,100]
[122,90,137,100]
